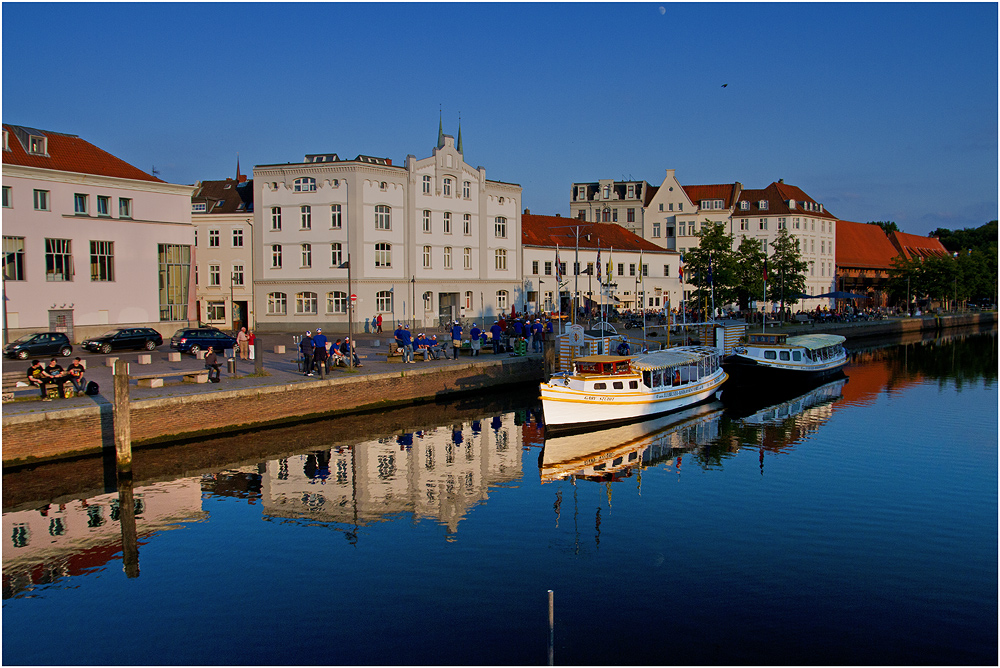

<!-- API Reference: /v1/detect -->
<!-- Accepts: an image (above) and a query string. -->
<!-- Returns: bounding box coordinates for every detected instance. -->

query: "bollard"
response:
[255,337,264,375]
[112,359,132,473]
[227,357,237,375]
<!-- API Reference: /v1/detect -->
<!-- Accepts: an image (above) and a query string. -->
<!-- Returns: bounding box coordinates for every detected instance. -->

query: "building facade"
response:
[252,128,521,333]
[190,176,255,331]
[1,124,195,343]
[569,179,654,238]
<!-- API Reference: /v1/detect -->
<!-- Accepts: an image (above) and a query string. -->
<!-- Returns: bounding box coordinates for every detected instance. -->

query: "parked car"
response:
[4,332,73,359]
[81,327,163,354]
[170,327,237,354]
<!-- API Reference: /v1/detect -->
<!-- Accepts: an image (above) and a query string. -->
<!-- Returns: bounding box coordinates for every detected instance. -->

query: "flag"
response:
[678,256,684,283]
[596,247,602,281]
[555,244,562,282]
[607,247,613,281]
[637,251,643,284]
[763,256,768,281]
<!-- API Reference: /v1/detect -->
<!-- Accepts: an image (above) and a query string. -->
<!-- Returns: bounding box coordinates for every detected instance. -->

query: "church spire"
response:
[457,114,463,154]
[436,110,445,149]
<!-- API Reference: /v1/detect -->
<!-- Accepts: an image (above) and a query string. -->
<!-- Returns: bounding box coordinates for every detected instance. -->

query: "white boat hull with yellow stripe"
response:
[540,347,727,433]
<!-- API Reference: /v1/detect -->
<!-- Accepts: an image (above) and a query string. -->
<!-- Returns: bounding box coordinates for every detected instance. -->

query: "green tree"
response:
[767,229,810,311]
[732,235,765,310]
[867,220,899,234]
[684,220,738,310]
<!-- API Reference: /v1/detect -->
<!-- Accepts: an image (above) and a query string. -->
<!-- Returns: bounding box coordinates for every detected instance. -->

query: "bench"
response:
[2,369,75,401]
[385,349,440,362]
[794,314,813,324]
[130,370,209,387]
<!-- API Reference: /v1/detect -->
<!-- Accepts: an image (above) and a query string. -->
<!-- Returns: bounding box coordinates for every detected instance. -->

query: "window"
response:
[444,246,452,269]
[295,292,318,314]
[652,222,661,237]
[740,201,749,210]
[666,226,674,238]
[678,203,683,212]
[300,205,312,229]
[627,208,635,223]
[740,219,750,230]
[574,262,580,275]
[423,210,431,233]
[663,264,669,277]
[559,262,567,276]
[627,184,635,198]
[463,213,471,235]
[465,291,473,309]
[759,219,768,230]
[423,245,432,268]
[422,175,431,194]
[97,196,110,216]
[301,243,312,268]
[3,237,25,280]
[232,228,244,247]
[613,208,618,222]
[464,247,472,270]
[544,261,552,276]
[375,242,391,267]
[28,135,47,155]
[331,242,343,266]
[33,189,49,211]
[119,198,132,218]
[375,205,391,230]
[443,212,452,234]
[618,263,624,276]
[602,208,610,222]
[90,241,114,281]
[209,263,221,286]
[268,292,287,315]
[330,204,342,228]
[158,244,192,321]
[379,181,387,191]
[192,203,207,212]
[778,217,787,230]
[494,216,507,238]
[376,290,393,312]
[496,290,508,310]
[45,238,73,281]
[2,186,10,208]
[271,244,282,269]
[232,264,244,286]
[629,264,636,277]
[327,291,347,314]
[463,181,471,198]
[759,200,768,210]
[495,248,507,271]
[209,229,220,247]
[271,207,282,230]
[205,301,225,321]
[74,194,88,215]
[602,185,610,199]
[293,177,316,192]
[443,178,452,196]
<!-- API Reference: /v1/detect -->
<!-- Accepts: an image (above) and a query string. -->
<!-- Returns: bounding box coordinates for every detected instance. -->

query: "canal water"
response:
[3,329,996,665]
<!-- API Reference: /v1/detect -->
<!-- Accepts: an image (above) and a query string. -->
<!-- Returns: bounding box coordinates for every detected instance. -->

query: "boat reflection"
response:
[722,373,848,424]
[540,401,726,483]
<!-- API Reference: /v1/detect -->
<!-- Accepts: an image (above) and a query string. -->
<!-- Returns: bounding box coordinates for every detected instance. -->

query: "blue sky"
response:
[3,2,996,236]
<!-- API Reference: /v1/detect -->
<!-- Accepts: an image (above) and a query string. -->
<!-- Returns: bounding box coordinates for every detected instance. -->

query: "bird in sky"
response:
[721,83,728,88]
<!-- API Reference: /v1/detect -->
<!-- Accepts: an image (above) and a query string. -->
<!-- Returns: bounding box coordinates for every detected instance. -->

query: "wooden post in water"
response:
[117,470,140,578]
[112,359,132,473]
[547,589,554,666]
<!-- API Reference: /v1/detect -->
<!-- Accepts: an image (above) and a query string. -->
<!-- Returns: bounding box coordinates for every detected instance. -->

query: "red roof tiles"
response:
[890,231,949,260]
[522,214,673,253]
[836,220,901,269]
[2,124,163,183]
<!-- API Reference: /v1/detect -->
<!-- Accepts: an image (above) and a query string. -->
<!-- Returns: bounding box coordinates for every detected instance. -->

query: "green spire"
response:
[437,111,444,149]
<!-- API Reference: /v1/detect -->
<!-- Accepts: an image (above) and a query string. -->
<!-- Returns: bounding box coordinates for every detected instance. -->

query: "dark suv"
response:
[170,327,237,354]
[4,332,73,359]
[82,327,163,354]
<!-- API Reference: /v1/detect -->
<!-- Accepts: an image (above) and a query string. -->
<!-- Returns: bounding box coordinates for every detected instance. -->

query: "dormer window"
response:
[627,185,635,199]
[602,185,610,199]
[759,200,768,210]
[740,200,749,210]
[293,177,316,192]
[192,203,207,212]
[2,130,9,151]
[28,135,47,155]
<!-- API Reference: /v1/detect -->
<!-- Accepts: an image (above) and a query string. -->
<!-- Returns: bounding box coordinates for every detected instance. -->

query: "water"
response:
[3,330,997,665]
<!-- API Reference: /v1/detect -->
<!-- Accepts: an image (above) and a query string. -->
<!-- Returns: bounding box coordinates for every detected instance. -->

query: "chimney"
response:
[524,208,530,215]
[555,213,561,217]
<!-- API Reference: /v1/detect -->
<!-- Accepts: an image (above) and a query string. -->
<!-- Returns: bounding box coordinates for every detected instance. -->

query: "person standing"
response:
[66,357,88,396]
[236,327,249,360]
[312,328,329,374]
[469,324,482,357]
[376,313,383,333]
[490,321,503,354]
[300,331,316,376]
[531,319,543,353]
[451,321,463,359]
[247,330,256,360]
[400,325,414,363]
[204,349,221,382]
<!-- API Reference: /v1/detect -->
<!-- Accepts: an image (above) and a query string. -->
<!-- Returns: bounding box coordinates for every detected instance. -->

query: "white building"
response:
[569,179,654,238]
[522,212,681,316]
[1,124,195,343]
[190,174,255,330]
[252,125,522,333]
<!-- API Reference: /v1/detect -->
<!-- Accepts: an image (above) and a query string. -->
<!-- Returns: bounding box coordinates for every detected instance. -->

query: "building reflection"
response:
[2,479,205,599]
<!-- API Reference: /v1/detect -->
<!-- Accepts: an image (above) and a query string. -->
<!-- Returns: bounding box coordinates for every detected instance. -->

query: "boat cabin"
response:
[572,355,634,376]
[747,333,787,345]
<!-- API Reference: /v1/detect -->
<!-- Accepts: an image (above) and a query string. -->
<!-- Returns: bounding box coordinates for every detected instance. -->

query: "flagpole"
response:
[762,254,768,334]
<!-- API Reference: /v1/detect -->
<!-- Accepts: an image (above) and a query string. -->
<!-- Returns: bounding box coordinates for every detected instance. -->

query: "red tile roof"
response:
[522,214,673,253]
[836,220,901,269]
[736,182,836,219]
[890,231,949,260]
[682,183,740,208]
[2,124,163,182]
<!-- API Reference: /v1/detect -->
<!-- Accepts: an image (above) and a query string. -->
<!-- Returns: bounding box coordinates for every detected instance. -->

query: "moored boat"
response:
[539,346,727,434]
[722,332,847,384]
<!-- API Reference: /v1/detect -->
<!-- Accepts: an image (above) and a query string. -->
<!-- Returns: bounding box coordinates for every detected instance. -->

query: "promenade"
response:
[2,312,994,468]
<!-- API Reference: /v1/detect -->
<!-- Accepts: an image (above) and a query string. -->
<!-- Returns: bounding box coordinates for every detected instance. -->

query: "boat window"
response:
[594,463,605,471]
[672,369,681,386]
[652,370,661,388]
[612,457,623,466]
[764,350,777,360]
[612,381,624,390]
[779,351,790,361]
[628,452,637,461]
[793,351,801,361]
[643,371,651,387]
[629,380,638,389]
[593,382,606,389]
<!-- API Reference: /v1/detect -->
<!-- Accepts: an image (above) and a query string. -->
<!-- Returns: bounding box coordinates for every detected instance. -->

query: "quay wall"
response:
[2,357,543,468]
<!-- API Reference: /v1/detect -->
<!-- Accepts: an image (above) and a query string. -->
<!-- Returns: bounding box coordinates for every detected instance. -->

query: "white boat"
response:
[539,346,727,433]
[722,332,848,384]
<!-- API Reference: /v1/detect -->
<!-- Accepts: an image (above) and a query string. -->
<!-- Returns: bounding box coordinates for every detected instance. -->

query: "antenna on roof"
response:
[151,165,161,177]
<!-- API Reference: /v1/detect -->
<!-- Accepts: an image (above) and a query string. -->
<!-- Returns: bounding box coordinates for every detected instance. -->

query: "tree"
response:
[684,220,738,311]
[732,235,765,311]
[767,229,810,312]
[868,221,899,234]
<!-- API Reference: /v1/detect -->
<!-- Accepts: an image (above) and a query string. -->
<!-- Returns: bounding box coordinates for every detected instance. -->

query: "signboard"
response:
[350,294,358,303]
[568,324,585,347]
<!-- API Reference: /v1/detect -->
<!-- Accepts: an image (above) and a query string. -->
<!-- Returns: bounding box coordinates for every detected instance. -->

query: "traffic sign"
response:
[350,294,357,303]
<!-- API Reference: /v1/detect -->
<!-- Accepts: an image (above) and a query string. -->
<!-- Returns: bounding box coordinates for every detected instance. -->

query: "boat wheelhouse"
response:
[722,332,848,384]
[540,346,727,433]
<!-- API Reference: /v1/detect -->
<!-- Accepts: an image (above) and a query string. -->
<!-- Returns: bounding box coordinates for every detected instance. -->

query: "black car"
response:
[170,327,237,354]
[82,327,163,354]
[4,332,73,359]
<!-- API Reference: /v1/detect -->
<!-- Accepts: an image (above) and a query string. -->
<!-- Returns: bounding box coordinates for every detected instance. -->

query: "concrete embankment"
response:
[2,356,543,468]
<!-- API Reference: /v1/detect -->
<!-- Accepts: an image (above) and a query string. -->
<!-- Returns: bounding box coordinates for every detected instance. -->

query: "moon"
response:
[659,6,666,14]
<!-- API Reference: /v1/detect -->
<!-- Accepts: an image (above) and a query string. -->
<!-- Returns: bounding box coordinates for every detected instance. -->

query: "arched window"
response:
[463,247,472,270]
[443,177,452,196]
[327,291,347,314]
[423,210,431,233]
[295,291,317,314]
[465,291,473,309]
[423,245,432,269]
[375,205,391,230]
[423,291,433,311]
[376,290,393,312]
[602,208,611,222]
[375,242,391,267]
[443,246,452,269]
[293,177,316,192]
[495,248,507,271]
[267,292,287,315]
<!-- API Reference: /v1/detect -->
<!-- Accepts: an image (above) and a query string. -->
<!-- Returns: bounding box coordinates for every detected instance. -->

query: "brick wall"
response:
[2,358,543,467]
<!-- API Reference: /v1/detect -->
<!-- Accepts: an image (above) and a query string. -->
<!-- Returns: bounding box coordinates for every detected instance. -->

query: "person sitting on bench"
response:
[43,358,70,397]
[204,349,221,381]
[26,360,49,399]
[66,357,88,396]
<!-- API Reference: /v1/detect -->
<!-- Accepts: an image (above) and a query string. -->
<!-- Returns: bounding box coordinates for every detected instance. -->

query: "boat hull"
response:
[722,354,848,385]
[540,370,727,434]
